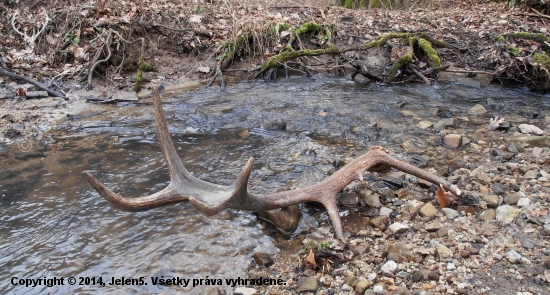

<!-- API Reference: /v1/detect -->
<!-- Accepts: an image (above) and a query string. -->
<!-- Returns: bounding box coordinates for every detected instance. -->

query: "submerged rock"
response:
[441,134,462,149]
[470,104,487,114]
[257,205,301,234]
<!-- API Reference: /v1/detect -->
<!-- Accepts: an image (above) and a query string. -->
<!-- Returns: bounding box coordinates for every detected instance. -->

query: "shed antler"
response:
[83,87,461,241]
[11,11,50,49]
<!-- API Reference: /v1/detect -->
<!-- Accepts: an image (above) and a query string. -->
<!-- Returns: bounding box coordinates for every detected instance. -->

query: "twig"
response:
[410,66,430,84]
[0,67,67,99]
[445,69,494,75]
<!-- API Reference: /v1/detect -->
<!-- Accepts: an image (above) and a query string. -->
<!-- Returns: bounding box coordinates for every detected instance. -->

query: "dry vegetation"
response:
[1,0,550,92]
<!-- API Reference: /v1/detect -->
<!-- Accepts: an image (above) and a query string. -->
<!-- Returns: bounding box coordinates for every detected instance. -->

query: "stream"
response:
[1,76,549,294]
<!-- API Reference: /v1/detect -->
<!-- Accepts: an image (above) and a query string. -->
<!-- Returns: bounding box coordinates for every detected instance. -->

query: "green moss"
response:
[505,32,550,43]
[134,55,145,92]
[496,35,505,42]
[418,38,441,67]
[295,22,322,36]
[345,0,353,9]
[508,46,520,57]
[360,0,367,7]
[142,61,152,71]
[533,52,550,69]
[387,37,415,82]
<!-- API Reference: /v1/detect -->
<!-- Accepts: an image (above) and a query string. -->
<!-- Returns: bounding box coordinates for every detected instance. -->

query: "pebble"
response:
[441,134,462,149]
[355,280,372,295]
[373,284,384,294]
[252,252,273,267]
[420,203,438,217]
[428,271,440,280]
[234,287,258,295]
[412,271,424,282]
[504,193,521,205]
[418,120,434,129]
[388,222,409,235]
[441,208,459,219]
[491,183,506,195]
[470,104,487,114]
[446,263,456,270]
[481,194,500,208]
[478,209,496,221]
[379,207,393,216]
[297,277,318,293]
[517,197,530,207]
[436,244,453,259]
[425,221,443,232]
[521,238,536,249]
[505,249,522,264]
[381,260,398,274]
[396,271,410,278]
[496,205,522,224]
[524,170,539,179]
[370,216,389,231]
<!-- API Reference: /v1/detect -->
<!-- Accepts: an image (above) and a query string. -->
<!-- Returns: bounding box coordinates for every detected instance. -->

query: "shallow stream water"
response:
[1,76,549,294]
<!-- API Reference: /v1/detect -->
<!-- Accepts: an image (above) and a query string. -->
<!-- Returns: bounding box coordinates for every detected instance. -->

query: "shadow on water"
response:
[1,76,549,294]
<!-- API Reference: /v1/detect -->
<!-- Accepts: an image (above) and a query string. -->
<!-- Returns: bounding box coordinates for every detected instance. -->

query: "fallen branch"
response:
[410,65,431,84]
[0,67,67,99]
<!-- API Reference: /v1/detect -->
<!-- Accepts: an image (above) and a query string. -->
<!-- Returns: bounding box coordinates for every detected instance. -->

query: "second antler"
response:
[83,86,461,241]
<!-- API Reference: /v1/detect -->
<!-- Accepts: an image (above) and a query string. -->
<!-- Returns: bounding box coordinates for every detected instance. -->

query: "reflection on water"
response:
[1,76,549,294]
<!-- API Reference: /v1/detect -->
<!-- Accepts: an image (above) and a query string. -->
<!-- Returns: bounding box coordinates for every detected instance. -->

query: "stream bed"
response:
[1,76,549,294]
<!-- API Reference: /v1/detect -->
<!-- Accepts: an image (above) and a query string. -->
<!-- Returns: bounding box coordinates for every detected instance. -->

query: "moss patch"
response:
[505,32,550,43]
[418,38,441,67]
[533,52,550,69]
[508,46,519,57]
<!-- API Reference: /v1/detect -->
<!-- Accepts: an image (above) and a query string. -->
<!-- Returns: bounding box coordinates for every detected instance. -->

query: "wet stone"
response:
[370,216,389,231]
[441,134,462,149]
[507,142,519,153]
[297,277,318,293]
[252,252,273,267]
[437,227,452,238]
[470,104,487,114]
[517,197,530,207]
[338,192,359,207]
[258,205,301,234]
[396,271,410,279]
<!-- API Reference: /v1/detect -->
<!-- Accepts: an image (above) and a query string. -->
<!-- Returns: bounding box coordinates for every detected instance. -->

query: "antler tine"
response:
[84,86,256,212]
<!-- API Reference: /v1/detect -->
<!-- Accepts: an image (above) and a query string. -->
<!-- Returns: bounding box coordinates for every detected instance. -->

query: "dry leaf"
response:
[435,184,456,209]
[17,88,26,97]
[305,249,318,269]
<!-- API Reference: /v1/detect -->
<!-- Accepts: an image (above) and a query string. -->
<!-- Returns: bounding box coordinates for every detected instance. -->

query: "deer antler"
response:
[11,11,50,49]
[83,86,461,241]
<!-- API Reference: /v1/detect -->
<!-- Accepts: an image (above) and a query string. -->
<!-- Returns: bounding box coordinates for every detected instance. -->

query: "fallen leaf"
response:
[435,184,456,209]
[305,249,318,269]
[17,88,26,97]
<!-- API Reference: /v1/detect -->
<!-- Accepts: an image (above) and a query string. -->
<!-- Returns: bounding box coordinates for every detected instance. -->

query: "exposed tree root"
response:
[86,29,146,92]
[257,31,451,82]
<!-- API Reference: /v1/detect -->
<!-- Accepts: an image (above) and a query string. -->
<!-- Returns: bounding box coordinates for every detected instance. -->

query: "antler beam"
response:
[84,86,461,241]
